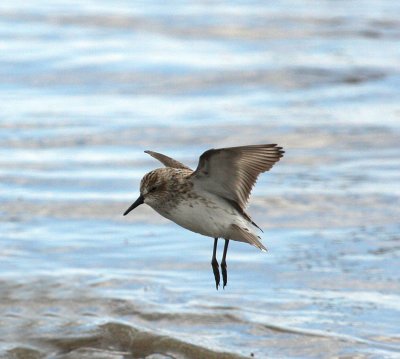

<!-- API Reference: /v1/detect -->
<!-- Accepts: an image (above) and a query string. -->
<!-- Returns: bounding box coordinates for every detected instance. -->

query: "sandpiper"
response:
[124,144,284,289]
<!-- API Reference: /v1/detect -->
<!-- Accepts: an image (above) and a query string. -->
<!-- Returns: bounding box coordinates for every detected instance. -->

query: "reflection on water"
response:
[1,0,400,358]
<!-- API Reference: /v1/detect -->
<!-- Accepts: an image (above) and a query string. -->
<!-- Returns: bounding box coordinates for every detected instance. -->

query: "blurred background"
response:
[1,1,400,358]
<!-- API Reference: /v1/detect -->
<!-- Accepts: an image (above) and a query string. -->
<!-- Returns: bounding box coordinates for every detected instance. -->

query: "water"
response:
[1,1,400,358]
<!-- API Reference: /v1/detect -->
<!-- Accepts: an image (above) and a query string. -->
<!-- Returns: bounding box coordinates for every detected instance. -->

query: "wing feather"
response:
[144,150,192,170]
[190,144,284,210]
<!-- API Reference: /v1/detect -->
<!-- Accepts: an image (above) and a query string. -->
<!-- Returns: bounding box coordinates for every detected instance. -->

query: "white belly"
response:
[155,197,239,239]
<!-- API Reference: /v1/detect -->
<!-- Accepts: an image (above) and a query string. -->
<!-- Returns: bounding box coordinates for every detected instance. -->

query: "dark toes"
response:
[221,262,227,289]
[211,259,220,290]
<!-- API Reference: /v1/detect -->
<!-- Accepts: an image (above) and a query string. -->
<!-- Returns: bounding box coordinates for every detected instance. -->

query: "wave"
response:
[7,322,247,359]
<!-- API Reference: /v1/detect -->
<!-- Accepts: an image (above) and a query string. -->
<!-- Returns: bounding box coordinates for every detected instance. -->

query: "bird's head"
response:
[123,169,168,216]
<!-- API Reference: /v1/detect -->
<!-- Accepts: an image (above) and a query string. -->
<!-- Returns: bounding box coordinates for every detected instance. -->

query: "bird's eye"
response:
[150,186,157,192]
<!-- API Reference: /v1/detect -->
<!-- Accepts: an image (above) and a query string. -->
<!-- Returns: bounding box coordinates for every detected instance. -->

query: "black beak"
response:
[123,195,144,216]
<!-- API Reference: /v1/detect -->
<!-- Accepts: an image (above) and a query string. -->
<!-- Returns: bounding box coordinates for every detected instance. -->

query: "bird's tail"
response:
[230,224,267,252]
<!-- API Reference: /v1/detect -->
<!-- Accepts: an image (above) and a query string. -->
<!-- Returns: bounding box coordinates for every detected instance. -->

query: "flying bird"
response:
[124,144,284,289]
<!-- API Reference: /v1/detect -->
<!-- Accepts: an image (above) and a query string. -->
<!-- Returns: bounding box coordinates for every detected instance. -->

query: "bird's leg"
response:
[221,239,229,289]
[211,238,220,290]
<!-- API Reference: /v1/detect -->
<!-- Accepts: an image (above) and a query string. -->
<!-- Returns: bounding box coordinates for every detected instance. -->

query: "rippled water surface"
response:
[1,1,400,358]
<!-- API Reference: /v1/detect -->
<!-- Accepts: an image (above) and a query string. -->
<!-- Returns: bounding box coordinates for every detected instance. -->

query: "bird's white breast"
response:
[155,194,238,239]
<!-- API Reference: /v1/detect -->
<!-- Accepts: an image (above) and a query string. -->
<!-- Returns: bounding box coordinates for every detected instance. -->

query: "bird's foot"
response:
[221,261,228,289]
[211,258,220,290]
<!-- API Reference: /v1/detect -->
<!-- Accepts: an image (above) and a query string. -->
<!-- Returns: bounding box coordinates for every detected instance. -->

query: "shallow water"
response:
[1,1,400,358]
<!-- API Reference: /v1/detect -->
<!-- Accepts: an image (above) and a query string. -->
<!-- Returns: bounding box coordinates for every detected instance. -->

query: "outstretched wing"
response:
[190,144,284,210]
[144,150,192,170]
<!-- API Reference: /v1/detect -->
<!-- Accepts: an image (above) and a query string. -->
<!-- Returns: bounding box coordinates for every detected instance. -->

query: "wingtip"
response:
[258,237,268,252]
[276,145,285,157]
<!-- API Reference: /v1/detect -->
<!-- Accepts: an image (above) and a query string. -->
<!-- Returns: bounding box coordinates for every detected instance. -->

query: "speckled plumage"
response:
[141,167,243,241]
[124,144,284,288]
[140,167,194,211]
